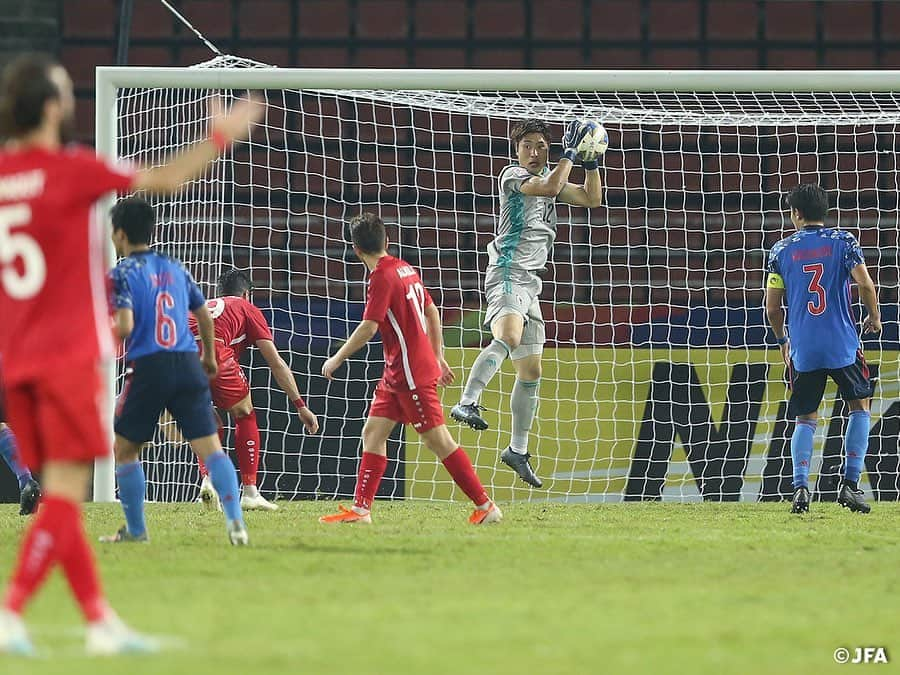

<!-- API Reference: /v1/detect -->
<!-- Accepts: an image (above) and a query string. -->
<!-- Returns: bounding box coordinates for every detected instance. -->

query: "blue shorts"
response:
[115,351,217,443]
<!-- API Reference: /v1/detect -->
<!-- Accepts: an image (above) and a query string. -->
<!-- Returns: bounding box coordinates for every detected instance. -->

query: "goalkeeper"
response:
[451,119,603,487]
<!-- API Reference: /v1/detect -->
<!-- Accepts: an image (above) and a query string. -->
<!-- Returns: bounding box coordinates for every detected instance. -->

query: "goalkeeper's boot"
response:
[86,611,158,656]
[98,526,149,544]
[318,504,372,524]
[240,485,279,511]
[469,501,503,525]
[790,486,810,514]
[500,447,543,488]
[837,481,871,514]
[0,609,34,657]
[18,478,41,516]
[227,519,250,546]
[198,475,222,512]
[450,403,489,431]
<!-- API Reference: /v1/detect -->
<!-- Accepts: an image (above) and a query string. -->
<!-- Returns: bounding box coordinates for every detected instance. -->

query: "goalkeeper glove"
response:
[560,120,588,164]
[582,154,599,171]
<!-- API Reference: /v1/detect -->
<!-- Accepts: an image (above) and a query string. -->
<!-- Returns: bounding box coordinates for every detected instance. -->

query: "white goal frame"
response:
[93,66,900,502]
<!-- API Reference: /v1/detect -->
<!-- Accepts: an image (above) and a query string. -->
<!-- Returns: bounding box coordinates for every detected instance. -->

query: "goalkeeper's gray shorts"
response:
[483,265,545,359]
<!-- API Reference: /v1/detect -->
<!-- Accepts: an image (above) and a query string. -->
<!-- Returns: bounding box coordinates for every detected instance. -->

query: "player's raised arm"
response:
[518,120,586,197]
[424,303,454,386]
[321,320,379,381]
[256,339,319,433]
[132,95,264,194]
[557,170,603,208]
[557,120,605,208]
[851,263,882,334]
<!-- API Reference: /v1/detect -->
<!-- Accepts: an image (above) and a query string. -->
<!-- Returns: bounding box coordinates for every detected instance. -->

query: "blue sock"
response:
[0,426,33,490]
[205,451,243,523]
[116,461,147,537]
[844,410,871,484]
[791,419,817,488]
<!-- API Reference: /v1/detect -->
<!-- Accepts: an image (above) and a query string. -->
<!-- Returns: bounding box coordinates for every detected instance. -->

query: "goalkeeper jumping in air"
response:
[451,119,604,488]
[766,184,881,515]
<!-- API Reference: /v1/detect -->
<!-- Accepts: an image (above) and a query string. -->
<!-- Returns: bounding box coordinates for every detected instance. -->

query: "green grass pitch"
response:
[1,501,897,674]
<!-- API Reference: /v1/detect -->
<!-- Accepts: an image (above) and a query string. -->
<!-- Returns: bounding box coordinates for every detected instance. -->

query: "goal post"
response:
[94,65,900,504]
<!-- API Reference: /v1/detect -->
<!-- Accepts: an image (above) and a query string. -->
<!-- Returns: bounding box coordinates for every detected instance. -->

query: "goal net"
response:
[100,62,900,504]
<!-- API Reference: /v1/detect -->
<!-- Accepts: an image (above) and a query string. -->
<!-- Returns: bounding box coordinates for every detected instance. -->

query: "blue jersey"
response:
[766,226,865,372]
[109,250,205,361]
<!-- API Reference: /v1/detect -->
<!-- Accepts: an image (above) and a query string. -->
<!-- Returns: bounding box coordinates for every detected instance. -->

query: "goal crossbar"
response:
[97,67,900,93]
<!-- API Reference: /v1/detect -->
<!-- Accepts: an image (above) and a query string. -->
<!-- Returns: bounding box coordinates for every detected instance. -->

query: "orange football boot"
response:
[318,504,372,524]
[469,501,503,525]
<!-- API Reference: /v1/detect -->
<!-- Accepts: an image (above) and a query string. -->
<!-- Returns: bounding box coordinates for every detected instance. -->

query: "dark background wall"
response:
[0,0,57,62]
[55,0,900,143]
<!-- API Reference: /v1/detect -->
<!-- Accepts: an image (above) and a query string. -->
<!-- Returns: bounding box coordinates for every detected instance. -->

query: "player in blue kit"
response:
[765,184,881,514]
[101,197,248,545]
[0,421,40,515]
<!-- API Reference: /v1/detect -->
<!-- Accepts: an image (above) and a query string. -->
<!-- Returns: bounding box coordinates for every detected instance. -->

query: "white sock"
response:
[242,485,259,498]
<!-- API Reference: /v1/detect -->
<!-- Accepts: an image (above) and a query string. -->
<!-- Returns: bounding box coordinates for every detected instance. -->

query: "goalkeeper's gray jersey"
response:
[487,164,557,271]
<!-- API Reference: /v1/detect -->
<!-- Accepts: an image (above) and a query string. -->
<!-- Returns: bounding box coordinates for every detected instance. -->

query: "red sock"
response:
[353,452,388,511]
[4,495,87,616]
[197,414,225,478]
[235,410,261,487]
[58,515,106,622]
[442,448,489,506]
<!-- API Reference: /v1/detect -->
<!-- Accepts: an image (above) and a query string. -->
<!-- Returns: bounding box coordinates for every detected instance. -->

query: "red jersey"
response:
[0,145,134,384]
[188,295,273,359]
[362,255,441,391]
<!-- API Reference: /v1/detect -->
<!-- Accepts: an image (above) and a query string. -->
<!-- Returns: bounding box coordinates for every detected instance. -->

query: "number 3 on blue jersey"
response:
[802,263,826,316]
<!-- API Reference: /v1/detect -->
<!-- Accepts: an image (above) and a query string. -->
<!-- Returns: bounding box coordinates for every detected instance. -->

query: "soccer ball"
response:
[576,120,609,159]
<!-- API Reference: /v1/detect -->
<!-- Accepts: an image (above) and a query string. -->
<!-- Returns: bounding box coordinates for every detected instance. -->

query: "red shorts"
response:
[3,360,109,471]
[368,380,445,434]
[209,343,250,410]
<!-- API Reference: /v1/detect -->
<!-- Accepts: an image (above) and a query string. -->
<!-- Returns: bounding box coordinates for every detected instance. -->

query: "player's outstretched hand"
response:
[322,356,342,381]
[298,406,320,434]
[862,315,882,335]
[438,357,455,386]
[201,353,218,378]
[209,94,265,145]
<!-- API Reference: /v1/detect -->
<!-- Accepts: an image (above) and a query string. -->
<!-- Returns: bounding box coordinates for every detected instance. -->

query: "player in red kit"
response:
[319,212,502,525]
[0,54,263,656]
[190,269,319,511]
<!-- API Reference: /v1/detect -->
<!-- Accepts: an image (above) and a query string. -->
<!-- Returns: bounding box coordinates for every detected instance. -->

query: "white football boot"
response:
[240,485,278,511]
[0,609,34,656]
[226,519,250,546]
[198,475,222,512]
[86,611,158,656]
